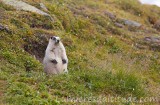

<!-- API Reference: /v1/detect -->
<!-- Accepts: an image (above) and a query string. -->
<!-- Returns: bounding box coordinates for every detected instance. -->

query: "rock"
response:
[1,0,49,16]
[135,43,148,49]
[120,19,142,27]
[104,11,116,20]
[144,36,160,51]
[144,36,160,43]
[40,3,48,11]
[0,24,6,30]
[0,24,11,33]
[153,20,160,31]
[114,22,124,28]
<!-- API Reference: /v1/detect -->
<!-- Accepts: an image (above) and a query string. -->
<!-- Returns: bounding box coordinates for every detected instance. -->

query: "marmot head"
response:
[49,36,60,45]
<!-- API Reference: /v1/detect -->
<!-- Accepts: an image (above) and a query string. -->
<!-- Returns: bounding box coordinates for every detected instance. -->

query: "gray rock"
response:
[121,19,142,27]
[40,3,48,11]
[144,36,160,51]
[1,0,49,16]
[144,36,160,43]
[0,24,11,33]
[0,24,6,30]
[114,22,124,28]
[104,11,116,20]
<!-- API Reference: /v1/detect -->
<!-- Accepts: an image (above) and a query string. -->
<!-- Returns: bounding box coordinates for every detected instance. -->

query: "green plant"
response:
[115,0,144,16]
[105,38,121,53]
[105,71,145,97]
[109,45,121,54]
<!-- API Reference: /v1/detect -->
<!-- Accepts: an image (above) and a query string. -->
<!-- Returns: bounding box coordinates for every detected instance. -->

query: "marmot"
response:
[43,36,68,74]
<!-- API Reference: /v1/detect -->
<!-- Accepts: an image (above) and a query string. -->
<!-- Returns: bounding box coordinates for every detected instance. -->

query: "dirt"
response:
[23,34,50,63]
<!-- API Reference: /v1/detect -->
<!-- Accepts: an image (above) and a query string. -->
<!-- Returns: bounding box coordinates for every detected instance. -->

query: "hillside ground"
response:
[0,0,160,104]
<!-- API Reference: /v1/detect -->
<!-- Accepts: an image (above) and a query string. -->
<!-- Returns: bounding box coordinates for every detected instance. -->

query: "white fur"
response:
[43,36,68,74]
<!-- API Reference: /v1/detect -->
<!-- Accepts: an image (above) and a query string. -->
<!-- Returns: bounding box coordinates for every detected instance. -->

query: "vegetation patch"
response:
[0,0,160,105]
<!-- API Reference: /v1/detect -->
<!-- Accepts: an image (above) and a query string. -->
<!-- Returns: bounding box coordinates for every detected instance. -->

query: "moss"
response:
[17,13,54,29]
[0,2,15,11]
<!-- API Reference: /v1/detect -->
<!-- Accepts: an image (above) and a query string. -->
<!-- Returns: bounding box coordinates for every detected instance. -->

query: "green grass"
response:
[1,65,145,105]
[0,0,160,105]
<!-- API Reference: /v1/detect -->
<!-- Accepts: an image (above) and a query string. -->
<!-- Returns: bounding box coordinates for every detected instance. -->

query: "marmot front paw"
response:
[51,59,58,64]
[62,59,67,64]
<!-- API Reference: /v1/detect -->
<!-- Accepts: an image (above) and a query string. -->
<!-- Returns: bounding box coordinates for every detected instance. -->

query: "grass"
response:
[0,0,160,105]
[1,66,145,104]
